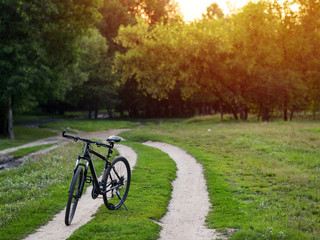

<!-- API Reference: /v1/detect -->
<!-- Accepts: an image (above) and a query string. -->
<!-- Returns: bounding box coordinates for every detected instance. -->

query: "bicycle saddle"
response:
[107,136,121,142]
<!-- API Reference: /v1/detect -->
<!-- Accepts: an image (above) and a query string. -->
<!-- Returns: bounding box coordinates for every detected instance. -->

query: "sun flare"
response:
[175,0,251,21]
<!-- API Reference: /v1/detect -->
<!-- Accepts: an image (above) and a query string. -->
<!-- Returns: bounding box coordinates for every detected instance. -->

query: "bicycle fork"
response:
[69,157,89,199]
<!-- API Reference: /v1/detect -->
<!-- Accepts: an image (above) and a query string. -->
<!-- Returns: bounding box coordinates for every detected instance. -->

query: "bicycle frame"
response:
[63,131,116,197]
[73,141,114,198]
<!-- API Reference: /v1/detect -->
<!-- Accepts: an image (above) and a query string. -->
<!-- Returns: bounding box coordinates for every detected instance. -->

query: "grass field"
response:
[1,117,319,239]
[39,119,140,132]
[120,117,320,239]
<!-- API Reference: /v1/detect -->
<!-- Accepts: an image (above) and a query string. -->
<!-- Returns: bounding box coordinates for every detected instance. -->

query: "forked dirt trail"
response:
[22,130,226,240]
[143,141,224,240]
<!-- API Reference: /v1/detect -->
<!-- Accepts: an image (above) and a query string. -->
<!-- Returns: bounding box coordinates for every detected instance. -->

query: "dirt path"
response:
[143,141,224,240]
[17,130,226,239]
[24,143,137,240]
[0,137,61,156]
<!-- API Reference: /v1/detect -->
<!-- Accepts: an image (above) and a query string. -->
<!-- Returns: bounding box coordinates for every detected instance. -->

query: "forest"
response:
[1,0,320,138]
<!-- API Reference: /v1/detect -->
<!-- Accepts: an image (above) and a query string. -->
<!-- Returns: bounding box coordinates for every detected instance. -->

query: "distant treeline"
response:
[1,0,319,137]
[114,1,320,121]
[0,0,179,137]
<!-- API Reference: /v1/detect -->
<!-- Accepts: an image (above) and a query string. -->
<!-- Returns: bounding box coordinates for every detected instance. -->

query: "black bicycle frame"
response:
[73,141,113,196]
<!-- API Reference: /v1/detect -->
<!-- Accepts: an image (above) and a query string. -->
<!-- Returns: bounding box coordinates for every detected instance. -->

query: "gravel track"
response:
[143,141,224,240]
[10,130,226,240]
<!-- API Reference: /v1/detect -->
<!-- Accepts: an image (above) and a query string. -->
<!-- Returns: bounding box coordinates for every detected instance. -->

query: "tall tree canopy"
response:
[2,0,320,134]
[114,0,320,121]
[0,0,102,137]
[66,28,116,119]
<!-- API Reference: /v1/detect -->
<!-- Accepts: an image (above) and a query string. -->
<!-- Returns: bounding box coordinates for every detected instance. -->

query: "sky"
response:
[175,0,251,21]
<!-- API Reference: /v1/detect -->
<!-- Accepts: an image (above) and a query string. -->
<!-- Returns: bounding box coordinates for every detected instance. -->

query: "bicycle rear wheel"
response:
[65,167,83,226]
[103,156,131,210]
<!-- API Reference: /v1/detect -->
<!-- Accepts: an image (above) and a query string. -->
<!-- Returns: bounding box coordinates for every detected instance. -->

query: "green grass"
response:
[119,118,320,239]
[0,127,56,151]
[68,141,177,240]
[10,144,55,158]
[40,119,140,132]
[2,117,320,239]
[0,142,107,240]
[13,114,61,122]
[63,112,86,118]
[0,137,176,240]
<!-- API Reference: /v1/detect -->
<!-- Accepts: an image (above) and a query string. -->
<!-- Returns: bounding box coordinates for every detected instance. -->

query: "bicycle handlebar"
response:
[62,131,112,148]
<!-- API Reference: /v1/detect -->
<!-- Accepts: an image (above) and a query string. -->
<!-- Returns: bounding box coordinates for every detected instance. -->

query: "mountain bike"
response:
[62,131,131,226]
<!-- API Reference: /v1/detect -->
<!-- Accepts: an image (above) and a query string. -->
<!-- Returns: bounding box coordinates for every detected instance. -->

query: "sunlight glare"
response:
[175,0,251,21]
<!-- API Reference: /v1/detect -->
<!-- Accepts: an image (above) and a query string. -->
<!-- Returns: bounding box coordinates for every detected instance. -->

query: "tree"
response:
[202,3,224,19]
[296,0,320,118]
[98,0,181,53]
[114,18,233,117]
[0,0,103,137]
[98,0,136,54]
[114,18,182,99]
[228,1,286,120]
[114,0,320,121]
[66,28,116,119]
[1,0,47,138]
[97,0,182,118]
[120,0,181,23]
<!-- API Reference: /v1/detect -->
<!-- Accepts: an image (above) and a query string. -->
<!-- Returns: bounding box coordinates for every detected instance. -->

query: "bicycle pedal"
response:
[86,176,93,183]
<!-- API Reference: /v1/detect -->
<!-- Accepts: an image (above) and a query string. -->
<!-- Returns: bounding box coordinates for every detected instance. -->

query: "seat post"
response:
[106,145,113,160]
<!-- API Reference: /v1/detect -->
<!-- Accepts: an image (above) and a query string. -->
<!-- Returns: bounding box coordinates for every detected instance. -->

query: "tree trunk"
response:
[208,104,212,115]
[106,107,113,118]
[240,110,245,120]
[262,107,270,121]
[313,109,316,120]
[220,103,223,120]
[201,103,206,116]
[88,109,92,119]
[244,107,248,120]
[290,108,294,121]
[8,96,14,139]
[120,105,124,118]
[0,116,8,137]
[239,103,248,120]
[0,99,9,137]
[94,98,99,119]
[232,110,239,120]
[283,106,288,121]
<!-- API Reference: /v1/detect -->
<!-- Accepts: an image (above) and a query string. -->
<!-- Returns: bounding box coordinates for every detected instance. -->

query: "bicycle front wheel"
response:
[65,167,83,226]
[103,156,131,210]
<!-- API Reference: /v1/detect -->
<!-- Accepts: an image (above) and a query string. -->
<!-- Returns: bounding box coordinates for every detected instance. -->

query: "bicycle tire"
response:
[65,167,83,226]
[102,156,131,210]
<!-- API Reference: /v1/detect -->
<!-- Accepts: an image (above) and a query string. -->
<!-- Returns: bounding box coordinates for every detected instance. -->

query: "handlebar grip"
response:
[62,130,76,140]
[62,130,71,138]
